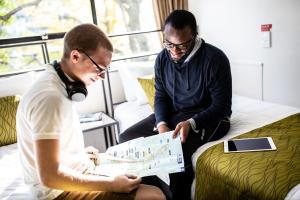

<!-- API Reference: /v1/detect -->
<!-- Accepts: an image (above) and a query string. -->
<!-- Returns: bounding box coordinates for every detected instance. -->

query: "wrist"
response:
[107,177,117,192]
[156,121,167,129]
[158,125,166,132]
[158,124,169,133]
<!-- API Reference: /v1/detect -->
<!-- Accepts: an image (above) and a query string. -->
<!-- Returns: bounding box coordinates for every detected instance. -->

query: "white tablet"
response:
[224,137,276,153]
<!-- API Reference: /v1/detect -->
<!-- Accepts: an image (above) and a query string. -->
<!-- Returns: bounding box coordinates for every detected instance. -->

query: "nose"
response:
[95,67,106,79]
[170,47,184,56]
[97,72,105,80]
[95,66,104,73]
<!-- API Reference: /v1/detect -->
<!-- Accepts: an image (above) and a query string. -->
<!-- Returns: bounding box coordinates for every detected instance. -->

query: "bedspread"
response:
[194,113,300,200]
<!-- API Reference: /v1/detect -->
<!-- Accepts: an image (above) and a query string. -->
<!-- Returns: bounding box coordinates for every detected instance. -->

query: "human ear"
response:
[70,50,81,63]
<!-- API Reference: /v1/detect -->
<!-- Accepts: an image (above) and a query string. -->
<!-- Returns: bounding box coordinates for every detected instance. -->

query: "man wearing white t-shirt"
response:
[16,24,165,200]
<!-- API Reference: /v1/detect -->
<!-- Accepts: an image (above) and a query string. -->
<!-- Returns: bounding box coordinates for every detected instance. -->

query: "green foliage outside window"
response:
[0,0,160,75]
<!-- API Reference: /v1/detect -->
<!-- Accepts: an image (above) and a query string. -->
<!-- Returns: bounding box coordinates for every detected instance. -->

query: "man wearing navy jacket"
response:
[120,10,232,200]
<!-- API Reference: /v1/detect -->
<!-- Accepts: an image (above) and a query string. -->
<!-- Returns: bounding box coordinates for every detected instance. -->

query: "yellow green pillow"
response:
[137,75,155,110]
[0,95,20,146]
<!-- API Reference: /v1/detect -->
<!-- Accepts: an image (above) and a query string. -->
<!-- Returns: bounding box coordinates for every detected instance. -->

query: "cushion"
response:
[117,65,137,102]
[0,95,21,146]
[0,72,37,98]
[75,81,106,114]
[137,75,155,110]
[117,62,154,104]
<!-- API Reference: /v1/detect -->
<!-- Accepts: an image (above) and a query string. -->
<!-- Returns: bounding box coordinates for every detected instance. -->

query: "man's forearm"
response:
[40,165,113,192]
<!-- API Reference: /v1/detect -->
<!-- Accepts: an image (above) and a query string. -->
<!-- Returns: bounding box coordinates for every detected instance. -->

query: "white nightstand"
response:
[80,112,119,149]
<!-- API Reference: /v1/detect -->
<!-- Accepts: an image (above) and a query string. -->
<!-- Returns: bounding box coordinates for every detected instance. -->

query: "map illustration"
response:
[87,131,185,184]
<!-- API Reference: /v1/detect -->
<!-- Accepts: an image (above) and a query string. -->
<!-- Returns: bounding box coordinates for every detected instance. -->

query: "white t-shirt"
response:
[16,64,90,200]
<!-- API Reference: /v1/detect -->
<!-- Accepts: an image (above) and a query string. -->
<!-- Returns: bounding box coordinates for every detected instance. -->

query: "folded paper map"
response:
[87,131,185,184]
[79,112,102,123]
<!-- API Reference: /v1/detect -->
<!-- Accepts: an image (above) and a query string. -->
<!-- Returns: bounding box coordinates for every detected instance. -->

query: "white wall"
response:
[189,0,300,108]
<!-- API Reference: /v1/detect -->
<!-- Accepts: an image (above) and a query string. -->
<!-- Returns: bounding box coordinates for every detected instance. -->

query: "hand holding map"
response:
[86,131,185,184]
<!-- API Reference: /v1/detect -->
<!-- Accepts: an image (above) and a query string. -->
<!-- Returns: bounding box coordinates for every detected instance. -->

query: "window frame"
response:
[0,0,162,77]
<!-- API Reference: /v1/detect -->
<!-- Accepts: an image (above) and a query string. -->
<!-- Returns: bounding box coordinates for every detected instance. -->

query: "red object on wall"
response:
[261,24,272,32]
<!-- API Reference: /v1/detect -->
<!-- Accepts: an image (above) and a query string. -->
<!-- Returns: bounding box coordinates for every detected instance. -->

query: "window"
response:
[96,0,158,34]
[0,0,162,75]
[0,44,44,73]
[0,0,93,39]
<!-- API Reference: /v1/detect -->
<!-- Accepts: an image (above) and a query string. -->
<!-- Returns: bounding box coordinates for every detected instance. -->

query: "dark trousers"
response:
[119,113,230,200]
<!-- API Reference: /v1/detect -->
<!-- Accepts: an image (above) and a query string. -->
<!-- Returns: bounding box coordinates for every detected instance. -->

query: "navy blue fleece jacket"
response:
[154,39,232,129]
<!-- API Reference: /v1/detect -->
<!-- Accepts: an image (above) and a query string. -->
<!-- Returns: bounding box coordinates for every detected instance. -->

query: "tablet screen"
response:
[227,138,273,152]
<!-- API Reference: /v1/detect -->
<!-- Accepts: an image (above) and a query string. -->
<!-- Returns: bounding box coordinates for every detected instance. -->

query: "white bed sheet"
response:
[0,143,34,200]
[191,95,300,200]
[114,100,153,134]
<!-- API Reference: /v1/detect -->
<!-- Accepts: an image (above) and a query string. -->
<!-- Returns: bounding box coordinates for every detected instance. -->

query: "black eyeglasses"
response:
[163,38,194,51]
[77,50,110,73]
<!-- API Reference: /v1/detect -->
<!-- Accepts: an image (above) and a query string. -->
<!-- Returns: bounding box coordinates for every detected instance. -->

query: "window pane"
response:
[95,0,158,34]
[47,39,64,62]
[0,0,92,39]
[0,45,44,74]
[111,32,162,58]
[111,55,157,70]
[94,0,161,60]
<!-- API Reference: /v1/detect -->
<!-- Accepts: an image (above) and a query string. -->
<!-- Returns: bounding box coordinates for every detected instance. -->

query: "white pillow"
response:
[118,65,138,102]
[118,62,154,104]
[0,72,37,97]
[74,80,106,114]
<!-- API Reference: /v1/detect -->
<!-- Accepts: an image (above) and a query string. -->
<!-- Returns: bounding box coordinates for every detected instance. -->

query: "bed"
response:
[0,143,34,199]
[188,62,300,200]
[190,95,300,200]
[2,95,299,200]
[114,100,153,134]
[113,61,300,200]
[113,95,300,200]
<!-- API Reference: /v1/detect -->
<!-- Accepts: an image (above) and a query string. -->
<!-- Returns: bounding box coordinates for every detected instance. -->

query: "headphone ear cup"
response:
[66,81,88,102]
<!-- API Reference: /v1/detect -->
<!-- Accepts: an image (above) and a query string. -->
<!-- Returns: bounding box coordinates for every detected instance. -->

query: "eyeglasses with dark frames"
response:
[163,38,194,51]
[77,49,110,73]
